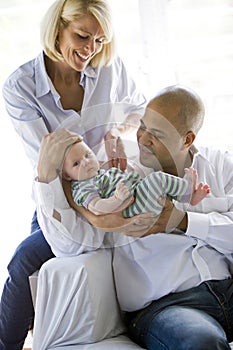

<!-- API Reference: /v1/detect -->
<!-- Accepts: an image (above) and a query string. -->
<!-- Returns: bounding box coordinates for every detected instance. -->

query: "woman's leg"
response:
[126,280,233,350]
[0,212,54,350]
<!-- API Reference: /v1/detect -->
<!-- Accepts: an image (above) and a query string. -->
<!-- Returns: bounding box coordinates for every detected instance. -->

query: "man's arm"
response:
[63,179,156,234]
[143,198,187,236]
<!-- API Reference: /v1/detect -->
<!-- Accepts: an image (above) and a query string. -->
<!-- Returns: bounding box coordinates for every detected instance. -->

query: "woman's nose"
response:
[84,39,95,54]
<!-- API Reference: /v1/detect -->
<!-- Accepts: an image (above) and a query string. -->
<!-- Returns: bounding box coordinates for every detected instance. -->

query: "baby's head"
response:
[62,138,100,181]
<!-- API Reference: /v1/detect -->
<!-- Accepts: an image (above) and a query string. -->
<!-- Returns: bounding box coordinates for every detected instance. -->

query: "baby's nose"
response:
[81,157,89,166]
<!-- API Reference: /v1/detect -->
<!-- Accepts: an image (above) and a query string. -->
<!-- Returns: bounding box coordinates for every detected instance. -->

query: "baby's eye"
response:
[73,161,80,167]
[85,153,92,158]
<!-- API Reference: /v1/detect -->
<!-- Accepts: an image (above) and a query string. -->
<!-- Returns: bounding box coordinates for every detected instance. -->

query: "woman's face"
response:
[58,14,106,71]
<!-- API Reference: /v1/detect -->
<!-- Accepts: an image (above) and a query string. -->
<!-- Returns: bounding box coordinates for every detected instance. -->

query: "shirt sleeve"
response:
[114,56,147,116]
[72,181,100,209]
[2,75,49,170]
[184,150,233,255]
[33,177,106,257]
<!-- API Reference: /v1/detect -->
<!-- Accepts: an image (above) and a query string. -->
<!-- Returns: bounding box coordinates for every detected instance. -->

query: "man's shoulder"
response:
[198,145,232,161]
[196,146,233,174]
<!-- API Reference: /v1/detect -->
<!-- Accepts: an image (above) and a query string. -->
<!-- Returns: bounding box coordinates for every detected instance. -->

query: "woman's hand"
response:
[37,129,82,183]
[104,127,127,172]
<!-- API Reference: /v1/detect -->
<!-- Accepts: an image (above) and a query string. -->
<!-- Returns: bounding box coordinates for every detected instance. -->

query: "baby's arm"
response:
[184,168,210,205]
[88,183,133,215]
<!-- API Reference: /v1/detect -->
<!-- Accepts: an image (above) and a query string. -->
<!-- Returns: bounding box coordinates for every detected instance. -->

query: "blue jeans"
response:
[0,212,54,350]
[125,279,233,350]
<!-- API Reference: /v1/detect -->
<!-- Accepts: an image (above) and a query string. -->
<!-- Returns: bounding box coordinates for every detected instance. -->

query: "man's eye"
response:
[96,38,105,44]
[73,161,80,167]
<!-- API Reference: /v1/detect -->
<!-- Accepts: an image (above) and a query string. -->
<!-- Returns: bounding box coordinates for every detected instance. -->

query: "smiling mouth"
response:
[139,145,153,155]
[76,51,91,62]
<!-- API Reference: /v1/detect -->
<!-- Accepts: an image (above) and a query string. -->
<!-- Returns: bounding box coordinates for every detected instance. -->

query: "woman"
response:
[0,0,147,348]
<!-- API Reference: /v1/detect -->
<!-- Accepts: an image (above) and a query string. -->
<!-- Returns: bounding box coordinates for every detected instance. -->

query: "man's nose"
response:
[138,129,152,145]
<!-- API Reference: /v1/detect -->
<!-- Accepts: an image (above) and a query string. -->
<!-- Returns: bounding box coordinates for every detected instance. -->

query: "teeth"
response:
[76,52,90,60]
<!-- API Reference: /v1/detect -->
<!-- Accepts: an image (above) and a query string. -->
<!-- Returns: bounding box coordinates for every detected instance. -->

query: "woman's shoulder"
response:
[3,52,42,90]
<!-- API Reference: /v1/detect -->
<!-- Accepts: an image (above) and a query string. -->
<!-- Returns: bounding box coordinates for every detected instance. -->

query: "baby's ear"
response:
[62,171,72,181]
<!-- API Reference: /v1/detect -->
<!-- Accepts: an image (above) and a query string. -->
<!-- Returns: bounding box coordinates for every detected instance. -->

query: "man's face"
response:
[137,103,185,174]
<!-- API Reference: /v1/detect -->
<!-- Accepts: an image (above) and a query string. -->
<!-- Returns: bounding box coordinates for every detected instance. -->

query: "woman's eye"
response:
[77,34,88,40]
[73,161,80,167]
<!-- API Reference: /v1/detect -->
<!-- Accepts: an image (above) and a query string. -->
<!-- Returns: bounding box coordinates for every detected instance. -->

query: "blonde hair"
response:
[40,0,115,68]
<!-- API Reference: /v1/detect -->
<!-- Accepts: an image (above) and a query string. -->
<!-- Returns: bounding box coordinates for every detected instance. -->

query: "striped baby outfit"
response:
[71,168,192,218]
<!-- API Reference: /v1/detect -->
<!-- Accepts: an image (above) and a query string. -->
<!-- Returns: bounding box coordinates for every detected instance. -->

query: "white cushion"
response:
[32,250,126,350]
[45,335,144,349]
[30,250,233,350]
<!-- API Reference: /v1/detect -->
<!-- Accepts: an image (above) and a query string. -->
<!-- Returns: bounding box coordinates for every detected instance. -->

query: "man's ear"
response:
[184,131,195,147]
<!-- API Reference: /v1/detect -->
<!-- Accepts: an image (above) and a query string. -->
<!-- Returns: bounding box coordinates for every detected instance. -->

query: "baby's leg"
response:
[184,168,210,206]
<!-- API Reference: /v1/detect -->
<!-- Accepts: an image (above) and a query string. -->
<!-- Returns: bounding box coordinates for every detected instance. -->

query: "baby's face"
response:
[63,141,100,181]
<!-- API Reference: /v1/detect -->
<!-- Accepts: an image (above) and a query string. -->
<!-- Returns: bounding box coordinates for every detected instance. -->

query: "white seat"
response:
[29,251,233,350]
[29,250,144,350]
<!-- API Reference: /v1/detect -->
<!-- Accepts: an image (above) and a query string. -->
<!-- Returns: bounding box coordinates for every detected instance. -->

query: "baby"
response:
[61,136,210,217]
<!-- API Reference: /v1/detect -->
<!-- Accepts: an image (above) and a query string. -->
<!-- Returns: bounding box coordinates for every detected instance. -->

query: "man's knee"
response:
[130,306,230,350]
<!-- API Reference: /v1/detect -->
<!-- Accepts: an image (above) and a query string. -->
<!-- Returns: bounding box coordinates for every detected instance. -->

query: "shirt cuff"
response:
[33,177,69,216]
[186,211,209,240]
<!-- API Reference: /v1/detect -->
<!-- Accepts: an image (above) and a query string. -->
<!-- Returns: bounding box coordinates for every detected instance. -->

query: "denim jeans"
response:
[126,279,233,350]
[0,212,55,350]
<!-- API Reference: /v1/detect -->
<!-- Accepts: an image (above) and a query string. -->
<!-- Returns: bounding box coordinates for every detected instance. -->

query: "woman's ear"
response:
[184,131,195,147]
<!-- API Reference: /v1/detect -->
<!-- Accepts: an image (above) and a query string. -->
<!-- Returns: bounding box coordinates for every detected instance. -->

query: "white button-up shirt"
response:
[2,51,146,256]
[34,145,233,310]
[3,52,146,170]
[113,146,233,311]
[34,144,233,311]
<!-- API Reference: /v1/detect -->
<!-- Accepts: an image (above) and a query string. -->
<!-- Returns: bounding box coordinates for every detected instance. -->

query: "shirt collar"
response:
[35,52,51,98]
[191,144,212,165]
[35,52,98,97]
[80,65,98,86]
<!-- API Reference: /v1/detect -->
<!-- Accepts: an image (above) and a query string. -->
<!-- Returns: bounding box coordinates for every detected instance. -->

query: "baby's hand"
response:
[114,182,131,202]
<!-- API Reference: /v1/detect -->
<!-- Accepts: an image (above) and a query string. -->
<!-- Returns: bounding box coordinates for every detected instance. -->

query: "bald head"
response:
[148,85,205,136]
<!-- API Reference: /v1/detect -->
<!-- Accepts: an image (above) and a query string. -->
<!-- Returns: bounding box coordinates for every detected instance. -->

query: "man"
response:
[113,85,233,350]
[35,85,233,349]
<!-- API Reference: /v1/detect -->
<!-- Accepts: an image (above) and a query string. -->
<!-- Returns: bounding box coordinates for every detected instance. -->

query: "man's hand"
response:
[143,198,188,236]
[37,129,82,183]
